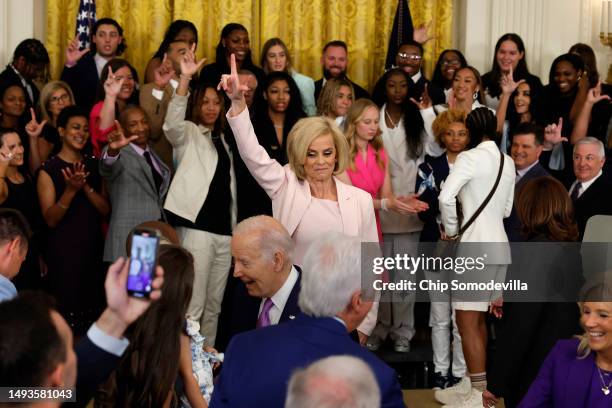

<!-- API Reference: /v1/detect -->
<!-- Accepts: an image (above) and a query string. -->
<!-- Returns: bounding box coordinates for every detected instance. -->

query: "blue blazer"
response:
[61,53,99,113]
[518,338,608,408]
[210,315,405,408]
[73,336,121,407]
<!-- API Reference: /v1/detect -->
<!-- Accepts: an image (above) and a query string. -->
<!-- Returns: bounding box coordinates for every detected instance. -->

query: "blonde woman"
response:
[220,54,378,343]
[337,98,427,242]
[317,78,354,130]
[32,81,75,161]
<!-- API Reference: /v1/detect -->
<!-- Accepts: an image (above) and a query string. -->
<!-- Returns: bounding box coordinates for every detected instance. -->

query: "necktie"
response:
[256,298,274,328]
[571,182,582,202]
[143,151,163,192]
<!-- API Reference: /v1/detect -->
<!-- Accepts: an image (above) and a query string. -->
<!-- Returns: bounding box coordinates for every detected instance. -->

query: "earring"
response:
[473,92,478,101]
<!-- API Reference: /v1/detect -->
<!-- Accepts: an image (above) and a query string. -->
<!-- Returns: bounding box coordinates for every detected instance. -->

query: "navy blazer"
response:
[209,315,405,408]
[415,153,449,243]
[223,267,302,345]
[72,336,121,407]
[61,54,99,113]
[504,163,550,242]
[518,338,608,408]
[572,174,612,240]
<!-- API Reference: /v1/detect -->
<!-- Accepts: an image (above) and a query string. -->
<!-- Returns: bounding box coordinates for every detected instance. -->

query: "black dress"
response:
[40,155,105,334]
[1,174,45,290]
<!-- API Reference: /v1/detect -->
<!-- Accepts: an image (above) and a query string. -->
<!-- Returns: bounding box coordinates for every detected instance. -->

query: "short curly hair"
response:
[432,108,468,148]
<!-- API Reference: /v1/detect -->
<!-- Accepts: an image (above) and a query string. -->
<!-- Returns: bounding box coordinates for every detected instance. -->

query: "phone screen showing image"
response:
[127,233,159,297]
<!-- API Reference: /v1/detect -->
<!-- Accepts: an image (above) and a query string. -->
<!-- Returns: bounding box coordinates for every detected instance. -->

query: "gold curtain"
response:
[46,0,452,92]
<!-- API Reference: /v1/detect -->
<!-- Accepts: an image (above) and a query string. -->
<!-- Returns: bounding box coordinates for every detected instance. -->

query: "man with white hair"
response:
[225,215,301,340]
[569,137,612,239]
[209,232,404,408]
[285,355,381,408]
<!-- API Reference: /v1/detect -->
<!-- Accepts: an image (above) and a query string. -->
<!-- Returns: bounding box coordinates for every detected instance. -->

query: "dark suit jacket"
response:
[71,336,121,407]
[504,163,550,242]
[0,64,39,106]
[225,267,302,341]
[518,339,601,408]
[488,236,583,408]
[572,174,612,239]
[314,77,370,102]
[61,54,99,113]
[209,315,405,408]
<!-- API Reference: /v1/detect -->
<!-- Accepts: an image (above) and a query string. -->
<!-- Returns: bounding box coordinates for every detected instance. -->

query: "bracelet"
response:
[57,201,69,210]
[380,198,388,211]
[179,74,192,81]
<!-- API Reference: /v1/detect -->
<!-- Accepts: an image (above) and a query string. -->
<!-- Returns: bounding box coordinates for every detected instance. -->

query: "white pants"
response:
[178,227,231,346]
[371,232,419,341]
[426,270,466,377]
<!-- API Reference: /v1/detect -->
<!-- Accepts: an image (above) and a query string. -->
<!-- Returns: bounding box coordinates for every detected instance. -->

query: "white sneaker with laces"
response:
[442,388,490,408]
[434,376,471,405]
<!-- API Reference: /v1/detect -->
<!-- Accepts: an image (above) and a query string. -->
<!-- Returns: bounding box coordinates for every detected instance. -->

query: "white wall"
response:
[0,0,45,68]
[455,0,608,84]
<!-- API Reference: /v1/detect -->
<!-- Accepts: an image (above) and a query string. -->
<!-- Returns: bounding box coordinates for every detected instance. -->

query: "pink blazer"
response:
[227,107,379,334]
[226,108,378,243]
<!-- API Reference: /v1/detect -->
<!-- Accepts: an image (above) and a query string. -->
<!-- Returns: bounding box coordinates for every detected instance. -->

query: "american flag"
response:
[75,0,96,50]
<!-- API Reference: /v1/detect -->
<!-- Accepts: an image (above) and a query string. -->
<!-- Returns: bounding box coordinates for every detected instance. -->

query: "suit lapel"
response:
[279,269,301,322]
[150,148,171,197]
[125,145,158,197]
[564,352,595,407]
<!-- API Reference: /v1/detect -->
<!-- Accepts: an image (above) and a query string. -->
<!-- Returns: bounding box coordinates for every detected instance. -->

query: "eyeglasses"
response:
[397,53,422,61]
[442,59,461,67]
[50,94,71,104]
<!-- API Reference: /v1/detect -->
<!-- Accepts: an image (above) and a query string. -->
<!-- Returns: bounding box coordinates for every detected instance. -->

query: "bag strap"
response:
[457,152,505,235]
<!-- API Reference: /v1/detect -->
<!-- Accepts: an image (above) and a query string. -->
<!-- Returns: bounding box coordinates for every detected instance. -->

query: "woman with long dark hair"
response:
[163,46,236,347]
[431,49,468,103]
[144,20,198,83]
[484,176,583,408]
[198,23,264,87]
[481,33,543,111]
[90,59,139,157]
[98,245,215,407]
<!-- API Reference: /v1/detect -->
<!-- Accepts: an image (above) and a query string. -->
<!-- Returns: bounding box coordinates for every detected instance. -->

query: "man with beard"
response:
[314,41,369,101]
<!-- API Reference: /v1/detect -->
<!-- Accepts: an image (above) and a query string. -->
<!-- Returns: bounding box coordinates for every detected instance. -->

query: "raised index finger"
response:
[230,53,238,78]
[29,108,37,122]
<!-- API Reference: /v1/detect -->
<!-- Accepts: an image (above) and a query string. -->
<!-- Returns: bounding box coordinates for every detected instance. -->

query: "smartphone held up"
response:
[127,229,160,298]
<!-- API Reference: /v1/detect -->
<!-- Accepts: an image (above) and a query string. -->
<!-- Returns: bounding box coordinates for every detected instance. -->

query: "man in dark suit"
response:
[505,123,550,241]
[569,137,612,239]
[210,232,405,408]
[61,18,126,113]
[0,257,164,407]
[314,41,370,102]
[372,40,445,107]
[0,39,49,107]
[224,216,301,343]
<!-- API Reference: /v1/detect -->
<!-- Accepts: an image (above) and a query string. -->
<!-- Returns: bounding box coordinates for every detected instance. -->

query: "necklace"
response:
[384,109,399,129]
[597,366,612,395]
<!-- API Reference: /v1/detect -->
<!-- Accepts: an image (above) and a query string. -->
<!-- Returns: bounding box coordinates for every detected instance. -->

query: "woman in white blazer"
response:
[163,46,237,346]
[435,108,515,407]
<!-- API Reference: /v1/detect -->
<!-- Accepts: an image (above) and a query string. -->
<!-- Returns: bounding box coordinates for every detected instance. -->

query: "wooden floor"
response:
[403,389,506,408]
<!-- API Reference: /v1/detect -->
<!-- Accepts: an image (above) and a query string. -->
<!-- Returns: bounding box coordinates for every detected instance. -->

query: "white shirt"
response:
[94,53,111,78]
[258,266,299,325]
[87,323,129,356]
[570,170,603,199]
[411,71,422,84]
[152,78,179,101]
[515,160,539,183]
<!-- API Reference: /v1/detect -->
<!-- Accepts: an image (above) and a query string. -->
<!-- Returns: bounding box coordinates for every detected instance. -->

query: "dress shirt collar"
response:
[94,53,111,77]
[10,64,27,87]
[0,274,17,302]
[266,265,299,318]
[411,70,422,83]
[516,160,539,180]
[571,170,603,197]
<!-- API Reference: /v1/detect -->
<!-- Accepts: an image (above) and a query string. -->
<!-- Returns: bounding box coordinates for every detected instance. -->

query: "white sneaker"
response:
[434,376,471,405]
[442,388,489,408]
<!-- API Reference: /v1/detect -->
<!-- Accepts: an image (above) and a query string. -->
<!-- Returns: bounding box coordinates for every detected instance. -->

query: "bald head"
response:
[232,216,294,298]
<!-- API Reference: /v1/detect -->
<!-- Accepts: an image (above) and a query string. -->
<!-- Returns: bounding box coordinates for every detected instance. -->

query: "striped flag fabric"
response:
[75,0,97,50]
